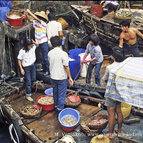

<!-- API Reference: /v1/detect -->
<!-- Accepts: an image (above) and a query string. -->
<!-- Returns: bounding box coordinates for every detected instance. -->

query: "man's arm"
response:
[119,33,124,48]
[135,29,143,39]
[18,60,25,75]
[26,9,41,23]
[64,66,74,86]
[59,31,65,40]
[25,14,33,23]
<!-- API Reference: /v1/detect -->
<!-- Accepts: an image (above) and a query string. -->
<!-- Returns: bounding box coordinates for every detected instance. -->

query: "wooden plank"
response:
[27,104,101,143]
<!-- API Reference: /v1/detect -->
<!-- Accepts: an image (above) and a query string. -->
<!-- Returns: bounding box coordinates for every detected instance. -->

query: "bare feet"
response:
[105,133,114,140]
[115,128,122,133]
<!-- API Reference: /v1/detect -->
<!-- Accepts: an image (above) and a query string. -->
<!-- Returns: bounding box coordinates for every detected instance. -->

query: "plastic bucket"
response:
[69,55,81,80]
[90,4,103,18]
[36,95,54,111]
[6,14,23,26]
[0,7,10,21]
[44,88,53,96]
[58,108,80,132]
[69,48,85,59]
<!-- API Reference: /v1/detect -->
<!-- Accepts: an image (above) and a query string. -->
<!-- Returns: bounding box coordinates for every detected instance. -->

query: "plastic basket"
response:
[44,88,53,96]
[58,108,80,132]
[36,95,54,111]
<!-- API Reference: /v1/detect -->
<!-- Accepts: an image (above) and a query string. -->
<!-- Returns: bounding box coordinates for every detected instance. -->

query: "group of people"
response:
[17,5,143,140]
[17,8,72,113]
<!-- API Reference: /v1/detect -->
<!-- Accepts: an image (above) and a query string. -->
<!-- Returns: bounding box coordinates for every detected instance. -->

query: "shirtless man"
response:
[119,20,143,57]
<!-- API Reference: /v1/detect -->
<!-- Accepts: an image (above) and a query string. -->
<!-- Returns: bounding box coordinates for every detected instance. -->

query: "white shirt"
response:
[17,45,36,67]
[102,62,120,81]
[105,1,119,6]
[48,47,69,80]
[47,21,62,45]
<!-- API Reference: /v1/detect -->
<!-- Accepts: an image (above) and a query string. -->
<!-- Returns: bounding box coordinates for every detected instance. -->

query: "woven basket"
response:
[57,17,69,29]
[20,105,42,118]
[64,94,81,108]
[81,114,108,134]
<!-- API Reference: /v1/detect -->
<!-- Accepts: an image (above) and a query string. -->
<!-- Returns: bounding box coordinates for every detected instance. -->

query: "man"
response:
[119,20,143,57]
[103,55,124,140]
[81,34,103,86]
[47,12,65,50]
[100,0,119,15]
[48,36,73,113]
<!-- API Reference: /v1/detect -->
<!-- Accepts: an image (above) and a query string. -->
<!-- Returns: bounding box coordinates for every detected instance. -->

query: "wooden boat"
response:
[70,5,143,55]
[0,78,142,143]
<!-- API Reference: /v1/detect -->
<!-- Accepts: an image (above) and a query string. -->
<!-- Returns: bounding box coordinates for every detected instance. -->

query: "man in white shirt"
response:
[47,12,65,50]
[48,36,73,112]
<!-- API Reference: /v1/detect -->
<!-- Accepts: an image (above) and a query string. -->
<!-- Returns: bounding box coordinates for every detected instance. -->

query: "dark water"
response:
[0,125,12,143]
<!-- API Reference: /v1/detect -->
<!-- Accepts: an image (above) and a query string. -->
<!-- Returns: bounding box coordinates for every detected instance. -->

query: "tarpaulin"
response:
[105,57,143,108]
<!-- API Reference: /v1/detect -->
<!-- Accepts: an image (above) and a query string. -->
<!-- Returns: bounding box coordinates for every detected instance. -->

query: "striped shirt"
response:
[33,20,47,44]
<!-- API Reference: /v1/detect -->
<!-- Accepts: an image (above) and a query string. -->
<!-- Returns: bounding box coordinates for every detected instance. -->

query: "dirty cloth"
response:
[105,57,143,108]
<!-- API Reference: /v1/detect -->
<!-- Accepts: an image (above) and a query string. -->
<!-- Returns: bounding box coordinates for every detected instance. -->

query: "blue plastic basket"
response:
[44,88,53,96]
[58,108,80,132]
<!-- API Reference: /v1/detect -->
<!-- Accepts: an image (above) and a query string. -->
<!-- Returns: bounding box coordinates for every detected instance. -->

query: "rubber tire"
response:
[9,119,24,143]
[0,107,6,125]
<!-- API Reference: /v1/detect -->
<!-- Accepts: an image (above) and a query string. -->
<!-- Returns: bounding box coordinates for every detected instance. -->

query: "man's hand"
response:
[26,9,31,13]
[69,78,74,86]
[21,68,25,75]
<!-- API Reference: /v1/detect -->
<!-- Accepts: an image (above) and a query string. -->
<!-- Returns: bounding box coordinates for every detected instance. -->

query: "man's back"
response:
[47,21,62,41]
[48,47,69,80]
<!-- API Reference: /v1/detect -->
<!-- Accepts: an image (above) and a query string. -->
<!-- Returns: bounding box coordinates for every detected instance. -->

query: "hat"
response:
[34,11,48,21]
[100,1,105,5]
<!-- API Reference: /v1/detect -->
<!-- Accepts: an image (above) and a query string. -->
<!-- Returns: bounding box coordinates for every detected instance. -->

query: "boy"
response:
[26,9,49,75]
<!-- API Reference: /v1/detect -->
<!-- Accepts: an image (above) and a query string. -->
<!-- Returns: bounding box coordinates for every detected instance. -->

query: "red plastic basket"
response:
[36,95,54,111]
[6,14,23,26]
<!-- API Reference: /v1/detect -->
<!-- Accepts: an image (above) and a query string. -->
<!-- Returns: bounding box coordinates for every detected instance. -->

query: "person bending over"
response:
[119,20,143,57]
[81,34,103,86]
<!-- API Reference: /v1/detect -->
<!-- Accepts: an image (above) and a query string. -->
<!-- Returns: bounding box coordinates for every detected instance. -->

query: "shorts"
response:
[105,97,121,107]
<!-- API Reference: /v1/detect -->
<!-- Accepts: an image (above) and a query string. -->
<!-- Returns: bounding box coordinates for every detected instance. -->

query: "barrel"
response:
[69,55,81,80]
[69,48,85,59]
[0,7,10,21]
[90,4,103,18]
